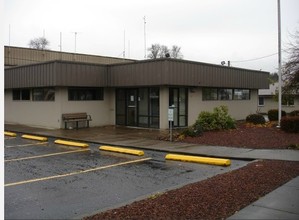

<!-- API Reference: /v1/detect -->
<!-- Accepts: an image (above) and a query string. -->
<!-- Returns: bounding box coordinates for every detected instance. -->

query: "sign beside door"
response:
[168,108,174,121]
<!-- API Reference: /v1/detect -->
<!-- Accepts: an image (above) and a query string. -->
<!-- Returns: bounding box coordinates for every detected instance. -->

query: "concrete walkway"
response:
[4,124,299,219]
[228,176,299,219]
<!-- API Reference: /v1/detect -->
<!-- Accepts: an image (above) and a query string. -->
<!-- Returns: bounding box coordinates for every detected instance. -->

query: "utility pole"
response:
[277,0,282,127]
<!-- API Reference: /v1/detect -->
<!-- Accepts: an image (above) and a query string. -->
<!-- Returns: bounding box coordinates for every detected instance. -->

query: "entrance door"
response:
[169,88,188,127]
[126,89,137,126]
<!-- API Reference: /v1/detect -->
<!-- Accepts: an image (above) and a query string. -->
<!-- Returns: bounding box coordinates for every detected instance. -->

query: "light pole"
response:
[277,0,282,127]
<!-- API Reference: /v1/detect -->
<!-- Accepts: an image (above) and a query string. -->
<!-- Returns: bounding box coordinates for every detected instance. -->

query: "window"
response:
[218,89,233,100]
[203,88,218,100]
[68,87,104,101]
[32,88,55,101]
[258,97,264,106]
[234,89,250,100]
[12,89,30,100]
[282,95,295,106]
[203,88,251,101]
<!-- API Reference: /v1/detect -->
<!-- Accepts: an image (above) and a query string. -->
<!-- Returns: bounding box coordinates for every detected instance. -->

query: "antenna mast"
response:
[123,30,126,58]
[143,16,146,59]
[71,31,81,53]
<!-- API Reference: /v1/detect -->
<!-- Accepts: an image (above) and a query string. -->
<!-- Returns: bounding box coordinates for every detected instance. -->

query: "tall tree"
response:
[29,37,50,50]
[283,31,299,93]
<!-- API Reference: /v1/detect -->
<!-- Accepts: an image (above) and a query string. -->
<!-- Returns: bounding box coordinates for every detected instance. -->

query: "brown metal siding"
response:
[5,59,269,89]
[109,60,269,89]
[159,60,268,89]
[55,62,107,87]
[5,62,56,88]
[109,60,164,87]
[5,46,134,67]
[5,61,107,89]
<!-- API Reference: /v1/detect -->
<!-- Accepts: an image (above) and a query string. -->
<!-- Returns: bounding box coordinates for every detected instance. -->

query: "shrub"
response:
[246,114,266,124]
[268,109,286,121]
[280,116,299,133]
[182,123,203,137]
[196,106,236,131]
[289,110,299,117]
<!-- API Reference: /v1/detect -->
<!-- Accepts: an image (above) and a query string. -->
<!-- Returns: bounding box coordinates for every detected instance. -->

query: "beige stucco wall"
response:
[188,88,259,126]
[5,89,62,128]
[5,88,115,129]
[5,86,265,130]
[59,88,115,128]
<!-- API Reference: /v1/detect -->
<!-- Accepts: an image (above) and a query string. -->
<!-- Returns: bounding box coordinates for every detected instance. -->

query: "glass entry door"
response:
[126,89,137,126]
[116,88,160,128]
[169,88,188,127]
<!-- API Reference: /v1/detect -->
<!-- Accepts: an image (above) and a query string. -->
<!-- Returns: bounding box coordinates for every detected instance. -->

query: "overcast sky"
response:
[3,0,299,73]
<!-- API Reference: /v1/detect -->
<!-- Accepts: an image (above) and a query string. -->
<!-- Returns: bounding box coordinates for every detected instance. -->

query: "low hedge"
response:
[268,109,286,121]
[246,114,266,124]
[280,116,299,133]
[289,110,299,117]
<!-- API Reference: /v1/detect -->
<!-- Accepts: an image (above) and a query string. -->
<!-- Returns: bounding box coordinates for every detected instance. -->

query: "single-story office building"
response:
[4,58,269,129]
[258,82,299,113]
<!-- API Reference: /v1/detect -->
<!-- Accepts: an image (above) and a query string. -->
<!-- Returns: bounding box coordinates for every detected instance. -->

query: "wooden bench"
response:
[62,112,92,129]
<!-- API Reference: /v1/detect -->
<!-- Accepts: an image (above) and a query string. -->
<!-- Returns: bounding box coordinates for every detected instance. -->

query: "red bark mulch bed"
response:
[183,122,299,149]
[85,160,299,220]
[84,122,299,220]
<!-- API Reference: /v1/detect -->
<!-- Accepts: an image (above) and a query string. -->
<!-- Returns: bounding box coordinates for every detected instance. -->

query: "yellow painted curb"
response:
[165,154,231,166]
[54,139,89,148]
[4,131,17,137]
[99,146,144,156]
[22,134,48,142]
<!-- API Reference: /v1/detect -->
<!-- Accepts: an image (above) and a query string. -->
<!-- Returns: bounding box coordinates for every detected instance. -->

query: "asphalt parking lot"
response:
[5,134,250,219]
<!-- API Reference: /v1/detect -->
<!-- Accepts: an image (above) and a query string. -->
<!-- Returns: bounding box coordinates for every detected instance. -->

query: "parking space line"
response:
[5,142,49,148]
[5,137,16,140]
[5,149,90,162]
[5,157,152,187]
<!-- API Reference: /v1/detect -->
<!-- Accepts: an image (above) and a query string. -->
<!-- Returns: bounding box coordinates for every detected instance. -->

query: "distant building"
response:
[258,82,299,113]
[5,46,270,129]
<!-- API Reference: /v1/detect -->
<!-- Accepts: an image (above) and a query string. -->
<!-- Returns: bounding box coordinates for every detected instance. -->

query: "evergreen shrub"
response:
[280,116,299,133]
[196,106,236,131]
[246,114,266,124]
[268,109,286,121]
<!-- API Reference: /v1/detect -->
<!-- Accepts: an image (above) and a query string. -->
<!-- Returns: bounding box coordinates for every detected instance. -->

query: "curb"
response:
[4,131,17,137]
[54,139,89,148]
[22,134,48,142]
[99,146,145,156]
[165,154,231,166]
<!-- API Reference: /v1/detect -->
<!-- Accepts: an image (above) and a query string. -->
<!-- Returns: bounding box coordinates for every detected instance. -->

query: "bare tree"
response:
[278,31,299,107]
[170,45,183,59]
[147,44,183,59]
[159,45,170,58]
[147,44,161,59]
[282,31,299,94]
[29,37,50,50]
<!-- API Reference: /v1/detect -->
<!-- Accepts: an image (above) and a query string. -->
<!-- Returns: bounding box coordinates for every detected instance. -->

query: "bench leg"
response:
[65,122,67,129]
[87,120,89,128]
[76,121,79,129]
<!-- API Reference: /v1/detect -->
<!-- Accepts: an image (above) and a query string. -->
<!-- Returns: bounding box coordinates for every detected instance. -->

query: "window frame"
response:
[12,89,31,101]
[32,88,55,101]
[203,88,251,101]
[68,87,104,101]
